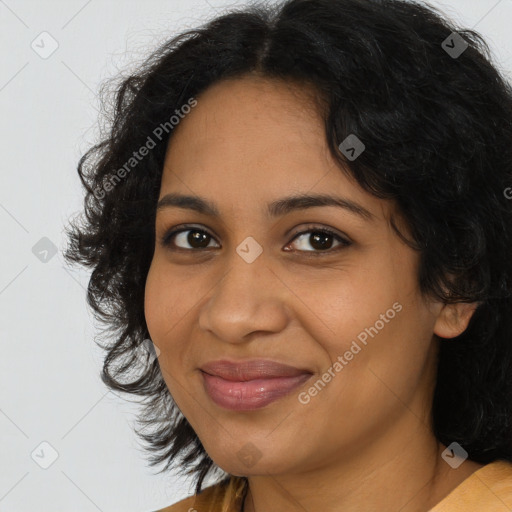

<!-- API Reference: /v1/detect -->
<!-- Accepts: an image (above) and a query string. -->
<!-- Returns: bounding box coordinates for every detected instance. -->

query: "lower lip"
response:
[201,371,312,410]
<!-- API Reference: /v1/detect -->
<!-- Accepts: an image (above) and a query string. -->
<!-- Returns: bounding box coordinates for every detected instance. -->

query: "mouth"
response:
[199,359,313,410]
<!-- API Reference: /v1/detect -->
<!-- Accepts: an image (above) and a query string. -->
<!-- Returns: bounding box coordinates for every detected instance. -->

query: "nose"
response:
[198,253,290,344]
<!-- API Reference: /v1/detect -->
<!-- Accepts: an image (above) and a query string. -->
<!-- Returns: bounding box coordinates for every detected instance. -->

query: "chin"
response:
[205,441,298,477]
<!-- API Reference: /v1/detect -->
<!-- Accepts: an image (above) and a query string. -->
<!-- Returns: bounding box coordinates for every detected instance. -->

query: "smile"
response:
[200,371,312,410]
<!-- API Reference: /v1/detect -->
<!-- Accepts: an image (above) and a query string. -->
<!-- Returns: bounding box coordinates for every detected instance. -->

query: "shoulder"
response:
[153,476,247,512]
[153,483,227,512]
[474,459,512,503]
[431,459,512,511]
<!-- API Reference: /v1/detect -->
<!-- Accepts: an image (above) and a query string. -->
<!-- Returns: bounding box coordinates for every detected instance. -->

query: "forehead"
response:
[191,73,325,122]
[166,74,326,155]
[163,75,329,181]
[159,74,394,224]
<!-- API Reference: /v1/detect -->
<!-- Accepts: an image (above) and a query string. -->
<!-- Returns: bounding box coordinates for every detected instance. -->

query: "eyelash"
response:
[159,224,352,256]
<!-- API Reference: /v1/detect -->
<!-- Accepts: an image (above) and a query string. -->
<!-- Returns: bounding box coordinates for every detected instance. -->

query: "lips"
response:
[200,359,312,380]
[200,359,313,410]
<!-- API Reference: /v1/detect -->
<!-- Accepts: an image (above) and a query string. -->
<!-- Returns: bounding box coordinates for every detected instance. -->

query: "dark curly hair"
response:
[64,0,512,495]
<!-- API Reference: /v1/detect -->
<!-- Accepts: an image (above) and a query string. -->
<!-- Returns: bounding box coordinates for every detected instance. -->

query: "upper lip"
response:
[200,359,313,381]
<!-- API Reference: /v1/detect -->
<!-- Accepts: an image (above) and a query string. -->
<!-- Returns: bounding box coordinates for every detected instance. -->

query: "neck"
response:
[241,426,483,512]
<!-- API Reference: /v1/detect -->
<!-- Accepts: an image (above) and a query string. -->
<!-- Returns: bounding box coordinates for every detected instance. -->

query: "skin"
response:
[144,73,483,512]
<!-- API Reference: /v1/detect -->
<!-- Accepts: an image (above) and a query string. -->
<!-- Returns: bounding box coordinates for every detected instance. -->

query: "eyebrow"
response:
[156,192,376,221]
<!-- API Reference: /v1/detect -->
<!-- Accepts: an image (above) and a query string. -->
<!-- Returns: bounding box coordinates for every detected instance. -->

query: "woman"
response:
[64,0,512,510]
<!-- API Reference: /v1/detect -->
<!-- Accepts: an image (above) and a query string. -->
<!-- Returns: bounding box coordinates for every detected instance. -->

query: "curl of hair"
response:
[64,0,512,494]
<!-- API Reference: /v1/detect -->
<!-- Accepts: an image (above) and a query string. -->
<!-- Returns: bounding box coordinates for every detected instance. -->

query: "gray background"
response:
[1,0,511,510]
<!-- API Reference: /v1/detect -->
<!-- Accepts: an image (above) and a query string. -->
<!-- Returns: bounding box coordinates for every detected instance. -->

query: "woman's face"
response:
[144,74,453,476]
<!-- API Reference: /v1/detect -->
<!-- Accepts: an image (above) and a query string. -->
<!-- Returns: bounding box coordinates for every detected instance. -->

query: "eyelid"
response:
[159,223,352,253]
[288,225,351,248]
[160,223,218,248]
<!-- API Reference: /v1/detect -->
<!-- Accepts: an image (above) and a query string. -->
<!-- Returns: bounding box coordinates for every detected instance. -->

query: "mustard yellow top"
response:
[155,460,512,512]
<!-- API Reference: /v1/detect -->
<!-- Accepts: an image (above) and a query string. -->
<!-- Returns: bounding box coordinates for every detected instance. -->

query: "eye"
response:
[286,226,352,254]
[160,225,219,251]
[159,224,352,255]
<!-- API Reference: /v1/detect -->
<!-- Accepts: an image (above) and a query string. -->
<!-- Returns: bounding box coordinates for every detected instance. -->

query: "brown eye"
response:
[286,227,351,254]
[159,224,351,255]
[161,226,219,250]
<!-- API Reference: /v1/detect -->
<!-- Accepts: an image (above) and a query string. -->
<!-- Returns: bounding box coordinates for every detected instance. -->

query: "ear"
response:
[433,302,479,339]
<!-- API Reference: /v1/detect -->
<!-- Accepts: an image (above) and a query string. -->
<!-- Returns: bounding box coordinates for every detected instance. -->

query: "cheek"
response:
[298,266,396,350]
[306,263,433,401]
[144,264,196,412]
[144,261,199,376]
[320,300,435,423]
[144,260,187,337]
[144,262,187,366]
[144,263,166,339]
